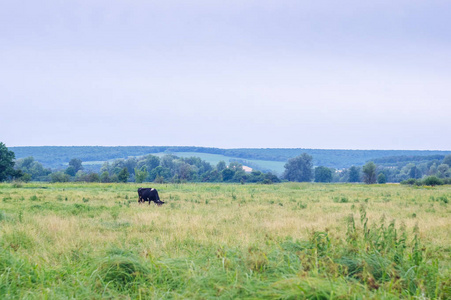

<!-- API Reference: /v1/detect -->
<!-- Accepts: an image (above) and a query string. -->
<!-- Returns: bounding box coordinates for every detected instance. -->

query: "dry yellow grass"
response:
[1,182,450,252]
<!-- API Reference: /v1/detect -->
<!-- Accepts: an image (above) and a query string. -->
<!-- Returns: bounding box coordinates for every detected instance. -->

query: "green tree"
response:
[100,162,111,175]
[437,164,450,178]
[221,168,235,182]
[111,159,126,175]
[118,167,129,183]
[229,161,243,171]
[15,156,51,180]
[264,172,280,184]
[443,155,451,167]
[429,163,438,176]
[409,165,421,179]
[348,166,360,182]
[362,161,377,184]
[154,175,165,183]
[74,170,86,181]
[21,173,32,182]
[216,161,227,172]
[110,174,119,183]
[176,162,193,180]
[137,155,160,172]
[69,158,83,173]
[282,153,313,182]
[50,171,70,183]
[201,170,222,182]
[86,173,100,182]
[423,176,443,186]
[314,166,332,183]
[65,166,77,177]
[0,142,16,182]
[160,155,177,169]
[100,171,110,183]
[149,166,172,182]
[248,170,264,183]
[232,169,247,183]
[377,173,387,184]
[135,167,148,183]
[124,157,137,174]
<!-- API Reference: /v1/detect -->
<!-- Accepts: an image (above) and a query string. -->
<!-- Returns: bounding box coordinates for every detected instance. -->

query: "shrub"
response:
[401,178,417,185]
[422,176,443,186]
[86,173,100,182]
[377,173,387,184]
[21,173,32,182]
[11,181,23,188]
[50,172,70,183]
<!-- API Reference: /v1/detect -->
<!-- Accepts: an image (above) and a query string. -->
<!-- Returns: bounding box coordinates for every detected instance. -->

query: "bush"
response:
[20,173,32,183]
[401,178,417,185]
[50,172,70,183]
[377,173,387,184]
[11,181,23,188]
[422,176,443,186]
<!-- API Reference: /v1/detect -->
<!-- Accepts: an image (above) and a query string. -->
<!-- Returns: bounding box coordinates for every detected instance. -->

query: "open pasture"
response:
[0,182,450,299]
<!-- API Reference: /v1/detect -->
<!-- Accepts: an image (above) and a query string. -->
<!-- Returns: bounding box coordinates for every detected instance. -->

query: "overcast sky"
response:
[1,0,450,150]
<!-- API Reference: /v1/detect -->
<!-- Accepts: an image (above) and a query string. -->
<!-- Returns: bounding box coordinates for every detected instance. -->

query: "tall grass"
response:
[0,182,449,298]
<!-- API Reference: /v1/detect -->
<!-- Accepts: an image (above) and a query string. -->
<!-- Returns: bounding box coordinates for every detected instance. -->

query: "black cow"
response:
[138,188,164,205]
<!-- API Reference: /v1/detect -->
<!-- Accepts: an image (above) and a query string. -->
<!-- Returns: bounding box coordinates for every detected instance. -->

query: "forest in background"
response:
[10,146,451,170]
[3,145,450,184]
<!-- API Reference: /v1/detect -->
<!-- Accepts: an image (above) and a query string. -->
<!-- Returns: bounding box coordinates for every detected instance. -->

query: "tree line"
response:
[1,143,279,184]
[11,146,451,170]
[281,153,451,185]
[1,142,450,185]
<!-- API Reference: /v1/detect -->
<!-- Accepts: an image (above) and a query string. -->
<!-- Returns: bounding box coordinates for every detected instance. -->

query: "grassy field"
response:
[0,182,450,299]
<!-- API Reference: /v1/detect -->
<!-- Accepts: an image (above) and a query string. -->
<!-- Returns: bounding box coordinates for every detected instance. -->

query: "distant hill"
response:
[10,146,451,173]
[372,155,446,167]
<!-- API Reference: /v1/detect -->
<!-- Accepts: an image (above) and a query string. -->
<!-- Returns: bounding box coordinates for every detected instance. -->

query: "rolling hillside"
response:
[9,146,451,174]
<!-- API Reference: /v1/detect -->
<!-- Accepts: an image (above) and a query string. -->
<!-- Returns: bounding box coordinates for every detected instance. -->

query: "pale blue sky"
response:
[1,1,450,149]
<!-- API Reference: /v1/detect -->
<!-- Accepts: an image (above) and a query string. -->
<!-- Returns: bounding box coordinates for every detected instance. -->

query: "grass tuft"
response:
[94,249,150,291]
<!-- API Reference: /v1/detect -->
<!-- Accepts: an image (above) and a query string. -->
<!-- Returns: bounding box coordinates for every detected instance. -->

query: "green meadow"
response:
[0,182,450,299]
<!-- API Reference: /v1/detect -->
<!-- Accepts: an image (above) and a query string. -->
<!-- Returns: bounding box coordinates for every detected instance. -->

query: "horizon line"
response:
[7,145,451,152]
